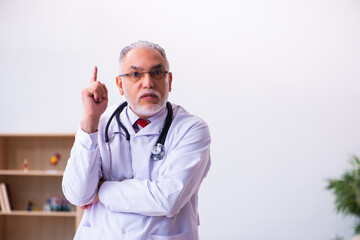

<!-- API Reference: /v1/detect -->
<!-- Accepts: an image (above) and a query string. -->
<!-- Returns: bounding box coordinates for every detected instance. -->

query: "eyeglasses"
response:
[119,70,170,82]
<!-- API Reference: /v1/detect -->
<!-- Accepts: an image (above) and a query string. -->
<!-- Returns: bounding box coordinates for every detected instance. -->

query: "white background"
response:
[1,0,360,239]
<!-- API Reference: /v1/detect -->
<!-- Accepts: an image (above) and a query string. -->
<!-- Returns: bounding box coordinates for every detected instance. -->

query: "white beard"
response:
[123,86,168,118]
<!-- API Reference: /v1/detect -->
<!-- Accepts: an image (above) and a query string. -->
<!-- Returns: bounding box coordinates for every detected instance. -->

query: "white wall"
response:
[1,0,360,239]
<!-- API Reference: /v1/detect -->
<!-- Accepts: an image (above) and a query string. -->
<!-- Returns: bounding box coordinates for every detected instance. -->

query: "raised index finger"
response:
[90,66,98,83]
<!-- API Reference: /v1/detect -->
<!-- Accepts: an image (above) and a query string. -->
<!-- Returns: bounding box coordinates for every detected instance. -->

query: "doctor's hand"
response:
[80,194,99,210]
[81,66,108,133]
[80,181,104,210]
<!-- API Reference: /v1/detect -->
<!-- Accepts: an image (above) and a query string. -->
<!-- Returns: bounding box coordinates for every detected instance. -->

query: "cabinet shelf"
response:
[0,134,81,240]
[0,170,64,177]
[0,210,76,217]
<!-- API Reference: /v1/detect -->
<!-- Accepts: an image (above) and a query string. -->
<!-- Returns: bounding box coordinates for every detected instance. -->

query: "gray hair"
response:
[119,40,169,67]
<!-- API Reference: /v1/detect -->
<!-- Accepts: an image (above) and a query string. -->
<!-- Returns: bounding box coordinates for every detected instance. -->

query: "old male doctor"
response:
[62,41,211,240]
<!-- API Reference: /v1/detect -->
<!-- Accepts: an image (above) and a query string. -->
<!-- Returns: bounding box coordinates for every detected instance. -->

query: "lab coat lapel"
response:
[137,120,163,136]
[118,107,136,136]
[137,107,168,136]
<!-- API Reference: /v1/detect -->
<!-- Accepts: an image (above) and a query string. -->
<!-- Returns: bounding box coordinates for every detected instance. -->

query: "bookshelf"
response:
[0,134,83,240]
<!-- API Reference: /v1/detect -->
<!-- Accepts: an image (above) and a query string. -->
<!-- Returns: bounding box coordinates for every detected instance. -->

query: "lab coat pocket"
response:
[149,232,186,240]
[74,226,104,240]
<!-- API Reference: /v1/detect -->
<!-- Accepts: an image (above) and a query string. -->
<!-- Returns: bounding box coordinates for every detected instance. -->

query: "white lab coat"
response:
[62,103,211,240]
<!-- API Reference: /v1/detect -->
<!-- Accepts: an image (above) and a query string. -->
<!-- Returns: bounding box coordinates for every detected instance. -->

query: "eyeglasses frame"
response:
[118,70,170,81]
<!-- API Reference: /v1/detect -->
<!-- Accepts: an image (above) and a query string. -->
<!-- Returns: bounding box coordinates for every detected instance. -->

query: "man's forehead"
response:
[128,64,165,71]
[121,47,168,69]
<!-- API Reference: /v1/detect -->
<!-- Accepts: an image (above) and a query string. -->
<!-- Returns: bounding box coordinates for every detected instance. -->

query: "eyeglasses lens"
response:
[130,70,166,81]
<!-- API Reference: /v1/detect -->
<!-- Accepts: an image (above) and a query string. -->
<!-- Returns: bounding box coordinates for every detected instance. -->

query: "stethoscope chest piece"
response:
[151,143,165,161]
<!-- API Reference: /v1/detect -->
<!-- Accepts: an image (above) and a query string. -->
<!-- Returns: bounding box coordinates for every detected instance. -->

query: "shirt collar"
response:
[126,104,167,126]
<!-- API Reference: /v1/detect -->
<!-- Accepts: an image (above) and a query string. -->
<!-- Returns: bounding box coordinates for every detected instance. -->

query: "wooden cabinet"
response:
[0,134,82,240]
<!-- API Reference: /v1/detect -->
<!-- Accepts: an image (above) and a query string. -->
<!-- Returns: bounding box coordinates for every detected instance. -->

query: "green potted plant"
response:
[327,155,360,239]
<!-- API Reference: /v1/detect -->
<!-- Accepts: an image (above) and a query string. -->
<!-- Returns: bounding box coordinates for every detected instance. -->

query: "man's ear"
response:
[168,72,173,92]
[116,76,124,95]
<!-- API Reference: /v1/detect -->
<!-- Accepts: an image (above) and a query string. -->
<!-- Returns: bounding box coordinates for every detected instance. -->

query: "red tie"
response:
[137,118,149,128]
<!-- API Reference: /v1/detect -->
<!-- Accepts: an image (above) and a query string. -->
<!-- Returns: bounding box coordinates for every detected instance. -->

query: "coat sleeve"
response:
[98,120,211,217]
[62,128,103,206]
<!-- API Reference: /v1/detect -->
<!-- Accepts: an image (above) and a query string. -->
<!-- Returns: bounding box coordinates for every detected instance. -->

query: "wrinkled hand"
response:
[80,194,99,210]
[81,66,108,133]
[80,181,105,210]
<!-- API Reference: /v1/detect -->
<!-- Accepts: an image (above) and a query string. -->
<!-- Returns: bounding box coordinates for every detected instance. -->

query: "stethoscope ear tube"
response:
[105,102,128,142]
[157,102,173,145]
[115,109,130,141]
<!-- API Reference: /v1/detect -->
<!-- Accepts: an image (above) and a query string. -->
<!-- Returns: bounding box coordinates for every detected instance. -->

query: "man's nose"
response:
[141,73,154,88]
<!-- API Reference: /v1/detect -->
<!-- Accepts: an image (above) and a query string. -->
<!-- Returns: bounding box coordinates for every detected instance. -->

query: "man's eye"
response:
[131,72,142,78]
[152,70,163,76]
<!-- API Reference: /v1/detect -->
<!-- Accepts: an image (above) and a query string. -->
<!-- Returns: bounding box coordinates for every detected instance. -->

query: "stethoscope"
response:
[104,101,173,180]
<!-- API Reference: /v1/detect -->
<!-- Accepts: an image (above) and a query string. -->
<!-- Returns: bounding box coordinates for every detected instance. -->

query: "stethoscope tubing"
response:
[105,102,172,146]
[104,102,173,180]
[105,101,129,142]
